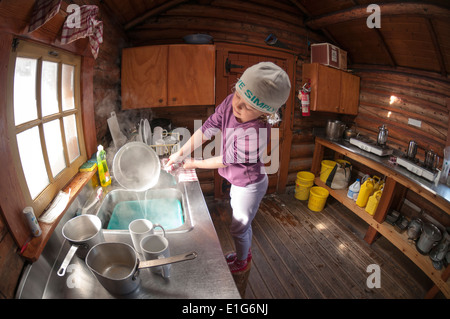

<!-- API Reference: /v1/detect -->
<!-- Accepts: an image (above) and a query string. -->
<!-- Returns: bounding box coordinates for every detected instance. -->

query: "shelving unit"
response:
[315,178,449,297]
[311,136,450,298]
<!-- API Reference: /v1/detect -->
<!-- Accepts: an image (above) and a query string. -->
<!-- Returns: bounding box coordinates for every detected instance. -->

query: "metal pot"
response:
[57,214,104,276]
[416,223,442,255]
[85,242,197,295]
[326,120,346,141]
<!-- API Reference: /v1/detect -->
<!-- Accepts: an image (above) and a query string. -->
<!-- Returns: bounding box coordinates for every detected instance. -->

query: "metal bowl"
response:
[183,34,213,44]
[112,142,160,191]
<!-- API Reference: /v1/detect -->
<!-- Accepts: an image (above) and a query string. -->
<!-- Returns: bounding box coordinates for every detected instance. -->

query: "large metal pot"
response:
[326,120,346,141]
[85,242,197,295]
[57,214,104,276]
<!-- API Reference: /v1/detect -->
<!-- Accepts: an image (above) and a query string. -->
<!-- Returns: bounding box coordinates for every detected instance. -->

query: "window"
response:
[7,40,87,216]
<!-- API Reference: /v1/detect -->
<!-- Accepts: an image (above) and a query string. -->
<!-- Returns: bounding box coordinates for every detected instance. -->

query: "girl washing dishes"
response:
[167,62,291,273]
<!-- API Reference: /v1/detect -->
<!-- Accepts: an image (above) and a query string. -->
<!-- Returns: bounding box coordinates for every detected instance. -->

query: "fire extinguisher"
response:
[299,81,311,117]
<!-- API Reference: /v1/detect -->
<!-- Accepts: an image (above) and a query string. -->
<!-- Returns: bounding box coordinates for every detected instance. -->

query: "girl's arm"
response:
[166,128,208,165]
[183,156,226,170]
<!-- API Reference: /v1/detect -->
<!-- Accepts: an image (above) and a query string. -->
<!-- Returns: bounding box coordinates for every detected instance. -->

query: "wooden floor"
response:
[206,188,434,299]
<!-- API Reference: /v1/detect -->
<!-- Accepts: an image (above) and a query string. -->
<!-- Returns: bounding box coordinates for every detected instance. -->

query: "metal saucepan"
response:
[57,214,104,276]
[85,242,197,295]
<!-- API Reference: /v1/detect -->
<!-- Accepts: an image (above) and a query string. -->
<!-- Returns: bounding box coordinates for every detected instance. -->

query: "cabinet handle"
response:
[159,99,163,103]
[172,97,177,102]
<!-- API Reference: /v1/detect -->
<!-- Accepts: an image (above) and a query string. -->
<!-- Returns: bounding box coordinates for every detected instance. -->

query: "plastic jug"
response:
[365,190,382,215]
[356,178,374,207]
[372,176,382,193]
[97,145,111,187]
[347,178,361,201]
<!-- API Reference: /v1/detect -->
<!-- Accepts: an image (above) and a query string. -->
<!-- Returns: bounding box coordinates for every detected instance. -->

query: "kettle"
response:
[377,125,388,146]
[326,120,346,141]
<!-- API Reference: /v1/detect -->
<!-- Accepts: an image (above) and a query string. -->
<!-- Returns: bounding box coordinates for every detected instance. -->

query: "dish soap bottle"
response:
[97,145,111,187]
[356,178,374,207]
[347,178,361,201]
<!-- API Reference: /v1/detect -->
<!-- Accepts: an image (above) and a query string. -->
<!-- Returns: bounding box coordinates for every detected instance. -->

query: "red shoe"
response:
[228,259,249,273]
[225,249,252,264]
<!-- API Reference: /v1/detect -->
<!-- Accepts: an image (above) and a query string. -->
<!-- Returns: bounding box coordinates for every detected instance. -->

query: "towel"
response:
[28,0,62,33]
[60,5,103,59]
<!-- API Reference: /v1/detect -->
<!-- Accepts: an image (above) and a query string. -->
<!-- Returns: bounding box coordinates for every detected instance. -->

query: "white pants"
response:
[229,175,268,260]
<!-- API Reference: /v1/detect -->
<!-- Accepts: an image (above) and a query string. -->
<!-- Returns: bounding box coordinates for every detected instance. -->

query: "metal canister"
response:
[23,206,42,237]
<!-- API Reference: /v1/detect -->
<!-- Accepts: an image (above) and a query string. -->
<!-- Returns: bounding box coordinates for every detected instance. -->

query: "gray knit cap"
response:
[235,62,291,114]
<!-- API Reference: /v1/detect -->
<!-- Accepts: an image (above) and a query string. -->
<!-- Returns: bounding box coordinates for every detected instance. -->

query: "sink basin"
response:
[95,185,193,234]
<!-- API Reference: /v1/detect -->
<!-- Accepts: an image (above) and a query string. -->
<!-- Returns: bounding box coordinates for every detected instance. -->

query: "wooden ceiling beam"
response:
[374,28,396,67]
[425,18,447,77]
[124,0,188,31]
[306,2,450,29]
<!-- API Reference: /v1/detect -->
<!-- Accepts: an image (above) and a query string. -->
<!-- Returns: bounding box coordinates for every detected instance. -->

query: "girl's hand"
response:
[166,150,184,166]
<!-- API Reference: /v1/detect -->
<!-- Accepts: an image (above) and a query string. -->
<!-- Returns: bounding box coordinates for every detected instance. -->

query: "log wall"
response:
[350,66,450,162]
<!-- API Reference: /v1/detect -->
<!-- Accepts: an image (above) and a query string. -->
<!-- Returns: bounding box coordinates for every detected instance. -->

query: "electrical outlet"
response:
[408,118,422,128]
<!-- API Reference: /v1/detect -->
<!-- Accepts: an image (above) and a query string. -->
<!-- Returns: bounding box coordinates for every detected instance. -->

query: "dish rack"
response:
[149,132,180,156]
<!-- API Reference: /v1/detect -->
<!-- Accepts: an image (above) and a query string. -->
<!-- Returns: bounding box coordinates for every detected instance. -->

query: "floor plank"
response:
[206,189,433,299]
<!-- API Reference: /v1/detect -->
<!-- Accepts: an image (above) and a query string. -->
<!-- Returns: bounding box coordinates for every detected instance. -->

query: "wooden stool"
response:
[232,260,251,298]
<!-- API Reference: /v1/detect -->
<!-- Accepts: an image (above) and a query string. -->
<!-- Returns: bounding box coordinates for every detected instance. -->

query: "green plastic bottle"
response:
[97,145,111,187]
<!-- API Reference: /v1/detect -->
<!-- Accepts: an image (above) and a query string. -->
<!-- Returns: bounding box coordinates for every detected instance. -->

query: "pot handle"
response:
[138,251,198,270]
[57,244,80,276]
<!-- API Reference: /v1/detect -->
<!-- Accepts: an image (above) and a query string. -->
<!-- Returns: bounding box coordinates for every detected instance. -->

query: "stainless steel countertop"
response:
[16,180,241,299]
[320,136,450,205]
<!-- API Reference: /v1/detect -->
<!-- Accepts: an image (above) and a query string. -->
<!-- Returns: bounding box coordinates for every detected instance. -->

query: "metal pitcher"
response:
[377,125,388,146]
[416,223,442,255]
[326,120,346,141]
[406,140,418,160]
[424,149,439,170]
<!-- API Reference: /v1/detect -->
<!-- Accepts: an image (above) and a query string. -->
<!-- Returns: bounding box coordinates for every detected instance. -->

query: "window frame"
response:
[6,39,87,216]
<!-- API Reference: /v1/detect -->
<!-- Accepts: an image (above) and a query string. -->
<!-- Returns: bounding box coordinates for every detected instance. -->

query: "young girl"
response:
[167,62,291,273]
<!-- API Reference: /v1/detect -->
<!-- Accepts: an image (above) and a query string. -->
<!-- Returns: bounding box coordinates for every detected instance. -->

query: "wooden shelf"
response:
[21,169,97,262]
[315,177,450,298]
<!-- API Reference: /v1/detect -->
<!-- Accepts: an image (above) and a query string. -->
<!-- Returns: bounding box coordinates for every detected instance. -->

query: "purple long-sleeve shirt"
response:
[201,94,270,187]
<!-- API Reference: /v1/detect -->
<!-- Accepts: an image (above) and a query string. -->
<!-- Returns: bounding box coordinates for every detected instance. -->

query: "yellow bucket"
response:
[308,186,330,212]
[295,171,315,200]
[320,160,337,183]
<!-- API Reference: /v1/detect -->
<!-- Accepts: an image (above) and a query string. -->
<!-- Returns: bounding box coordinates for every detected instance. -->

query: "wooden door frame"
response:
[214,41,297,198]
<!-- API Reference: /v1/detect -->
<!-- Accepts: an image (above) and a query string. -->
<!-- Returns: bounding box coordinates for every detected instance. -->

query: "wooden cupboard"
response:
[121,44,215,109]
[302,63,360,115]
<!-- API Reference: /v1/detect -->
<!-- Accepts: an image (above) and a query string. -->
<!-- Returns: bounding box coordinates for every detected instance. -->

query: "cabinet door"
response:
[316,64,341,113]
[167,45,215,106]
[121,46,168,109]
[340,72,360,115]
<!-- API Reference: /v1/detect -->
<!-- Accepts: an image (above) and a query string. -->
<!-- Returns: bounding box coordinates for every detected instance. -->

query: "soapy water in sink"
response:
[107,198,184,230]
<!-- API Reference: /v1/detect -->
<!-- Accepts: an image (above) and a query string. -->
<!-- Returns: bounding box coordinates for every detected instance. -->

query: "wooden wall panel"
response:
[352,67,450,162]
